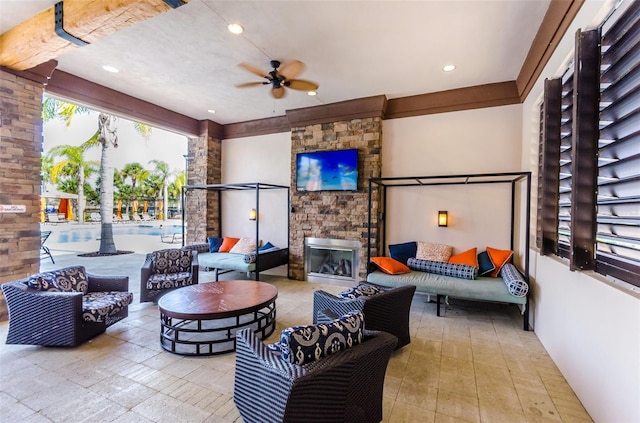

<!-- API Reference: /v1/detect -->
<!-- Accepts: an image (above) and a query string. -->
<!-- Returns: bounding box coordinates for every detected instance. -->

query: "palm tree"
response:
[43,97,152,254]
[121,162,150,208]
[168,171,186,218]
[149,160,170,221]
[47,141,99,223]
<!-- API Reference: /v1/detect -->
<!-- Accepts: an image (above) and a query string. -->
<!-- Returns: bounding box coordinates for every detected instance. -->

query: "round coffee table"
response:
[158,280,277,356]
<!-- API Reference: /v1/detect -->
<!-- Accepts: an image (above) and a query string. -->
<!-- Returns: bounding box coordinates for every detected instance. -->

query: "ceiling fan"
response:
[236,60,319,99]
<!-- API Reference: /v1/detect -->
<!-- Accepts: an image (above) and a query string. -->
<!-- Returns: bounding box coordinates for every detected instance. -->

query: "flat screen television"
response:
[296,149,358,191]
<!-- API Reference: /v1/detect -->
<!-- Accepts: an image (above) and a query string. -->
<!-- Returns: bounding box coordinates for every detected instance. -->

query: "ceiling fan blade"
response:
[272,86,286,99]
[235,81,266,88]
[288,79,319,91]
[239,62,268,78]
[278,60,304,80]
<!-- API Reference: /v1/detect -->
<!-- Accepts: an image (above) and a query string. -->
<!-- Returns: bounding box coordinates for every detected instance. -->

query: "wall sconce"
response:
[438,211,448,227]
[249,208,257,221]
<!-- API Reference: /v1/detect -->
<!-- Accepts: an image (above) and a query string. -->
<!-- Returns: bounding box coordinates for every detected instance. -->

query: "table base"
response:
[160,302,276,356]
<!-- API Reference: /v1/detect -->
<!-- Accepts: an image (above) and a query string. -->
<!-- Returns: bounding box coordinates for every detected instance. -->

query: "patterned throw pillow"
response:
[150,249,193,274]
[338,283,384,299]
[416,242,453,262]
[408,258,478,280]
[500,263,529,297]
[27,266,88,294]
[279,311,364,365]
[229,237,257,254]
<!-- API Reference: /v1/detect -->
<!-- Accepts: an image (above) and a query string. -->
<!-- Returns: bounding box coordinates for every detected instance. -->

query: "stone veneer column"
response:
[289,117,382,281]
[185,129,221,244]
[0,70,45,319]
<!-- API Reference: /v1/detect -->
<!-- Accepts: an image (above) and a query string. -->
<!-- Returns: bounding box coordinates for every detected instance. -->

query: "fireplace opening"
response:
[305,238,360,285]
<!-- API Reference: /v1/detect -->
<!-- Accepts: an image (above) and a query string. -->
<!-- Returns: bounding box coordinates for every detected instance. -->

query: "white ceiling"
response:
[1,0,551,125]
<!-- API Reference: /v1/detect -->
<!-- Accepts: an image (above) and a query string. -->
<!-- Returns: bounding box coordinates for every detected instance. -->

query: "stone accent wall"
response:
[185,133,221,244]
[0,70,44,320]
[289,117,382,281]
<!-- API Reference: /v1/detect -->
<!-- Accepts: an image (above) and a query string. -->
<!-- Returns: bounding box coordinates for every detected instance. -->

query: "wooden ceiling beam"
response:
[0,0,188,71]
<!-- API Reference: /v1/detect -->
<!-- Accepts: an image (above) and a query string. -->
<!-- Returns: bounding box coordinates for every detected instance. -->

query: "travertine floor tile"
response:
[0,269,592,423]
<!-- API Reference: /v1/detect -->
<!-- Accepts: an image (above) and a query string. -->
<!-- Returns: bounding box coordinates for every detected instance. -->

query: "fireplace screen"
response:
[305,238,360,284]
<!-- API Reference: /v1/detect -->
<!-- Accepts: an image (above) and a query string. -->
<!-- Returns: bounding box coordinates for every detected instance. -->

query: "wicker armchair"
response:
[313,281,416,350]
[2,271,131,347]
[234,327,397,423]
[140,248,198,303]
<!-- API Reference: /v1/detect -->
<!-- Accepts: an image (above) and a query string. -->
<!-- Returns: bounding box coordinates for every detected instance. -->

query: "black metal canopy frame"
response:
[180,182,291,253]
[367,171,532,282]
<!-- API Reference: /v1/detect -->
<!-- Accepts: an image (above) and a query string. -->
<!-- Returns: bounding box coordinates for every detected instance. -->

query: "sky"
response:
[43,109,188,176]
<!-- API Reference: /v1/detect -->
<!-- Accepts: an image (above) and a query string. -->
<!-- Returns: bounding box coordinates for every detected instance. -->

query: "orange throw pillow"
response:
[371,257,411,275]
[218,237,240,252]
[448,247,478,267]
[486,246,514,277]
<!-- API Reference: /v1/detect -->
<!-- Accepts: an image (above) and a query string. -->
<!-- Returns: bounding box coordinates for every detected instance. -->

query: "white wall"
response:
[221,132,291,248]
[381,106,525,259]
[521,1,640,422]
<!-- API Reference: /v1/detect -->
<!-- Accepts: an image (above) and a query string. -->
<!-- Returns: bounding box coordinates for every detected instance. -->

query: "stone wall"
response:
[0,70,44,319]
[289,117,382,280]
[185,132,221,244]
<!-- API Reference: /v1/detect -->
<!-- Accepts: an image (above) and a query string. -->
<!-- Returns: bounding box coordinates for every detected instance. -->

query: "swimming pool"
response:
[51,225,183,243]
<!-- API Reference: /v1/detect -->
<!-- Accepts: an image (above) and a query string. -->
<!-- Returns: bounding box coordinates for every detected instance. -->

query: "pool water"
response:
[52,225,183,243]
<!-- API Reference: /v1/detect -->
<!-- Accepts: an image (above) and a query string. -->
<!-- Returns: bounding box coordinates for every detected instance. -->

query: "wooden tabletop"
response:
[158,280,278,320]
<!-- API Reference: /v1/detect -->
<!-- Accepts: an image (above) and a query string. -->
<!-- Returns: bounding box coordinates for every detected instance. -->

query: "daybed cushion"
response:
[371,257,411,275]
[199,252,257,272]
[82,291,134,322]
[416,242,453,262]
[218,237,240,252]
[407,258,477,280]
[477,251,496,276]
[230,237,257,254]
[388,241,417,265]
[486,247,514,277]
[27,265,89,294]
[448,248,478,267]
[500,263,529,297]
[366,270,527,305]
[208,237,223,253]
[279,311,364,365]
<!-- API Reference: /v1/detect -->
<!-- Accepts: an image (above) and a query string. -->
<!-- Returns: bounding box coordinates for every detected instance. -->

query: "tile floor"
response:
[0,251,592,423]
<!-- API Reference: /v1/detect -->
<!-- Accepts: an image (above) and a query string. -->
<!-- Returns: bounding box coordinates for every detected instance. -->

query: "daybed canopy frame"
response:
[181,182,290,273]
[367,171,532,281]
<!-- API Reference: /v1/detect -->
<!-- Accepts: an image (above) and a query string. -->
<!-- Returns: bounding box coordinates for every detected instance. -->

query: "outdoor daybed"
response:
[366,172,532,330]
[184,241,289,281]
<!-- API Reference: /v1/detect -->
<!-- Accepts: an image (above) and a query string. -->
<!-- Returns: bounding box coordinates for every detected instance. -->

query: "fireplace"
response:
[305,238,360,285]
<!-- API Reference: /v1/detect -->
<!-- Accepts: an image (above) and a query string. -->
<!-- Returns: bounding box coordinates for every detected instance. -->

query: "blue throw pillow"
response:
[389,241,417,265]
[207,237,223,253]
[259,241,275,251]
[477,250,495,276]
[500,263,529,297]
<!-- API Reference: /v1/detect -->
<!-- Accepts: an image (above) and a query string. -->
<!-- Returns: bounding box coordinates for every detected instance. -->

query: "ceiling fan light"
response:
[307,91,317,96]
[227,23,244,34]
[442,64,456,72]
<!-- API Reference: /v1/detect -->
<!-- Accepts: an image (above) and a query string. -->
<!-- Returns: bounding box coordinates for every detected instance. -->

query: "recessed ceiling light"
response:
[442,64,456,72]
[102,65,119,73]
[207,109,216,114]
[227,23,244,34]
[307,91,317,96]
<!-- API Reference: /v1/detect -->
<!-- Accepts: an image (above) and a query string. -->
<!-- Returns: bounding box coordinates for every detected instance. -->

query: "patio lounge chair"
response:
[40,230,54,263]
[47,213,66,224]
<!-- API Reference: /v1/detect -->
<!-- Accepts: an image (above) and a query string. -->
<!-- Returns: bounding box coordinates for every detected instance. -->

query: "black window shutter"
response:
[569,29,601,271]
[540,78,562,255]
